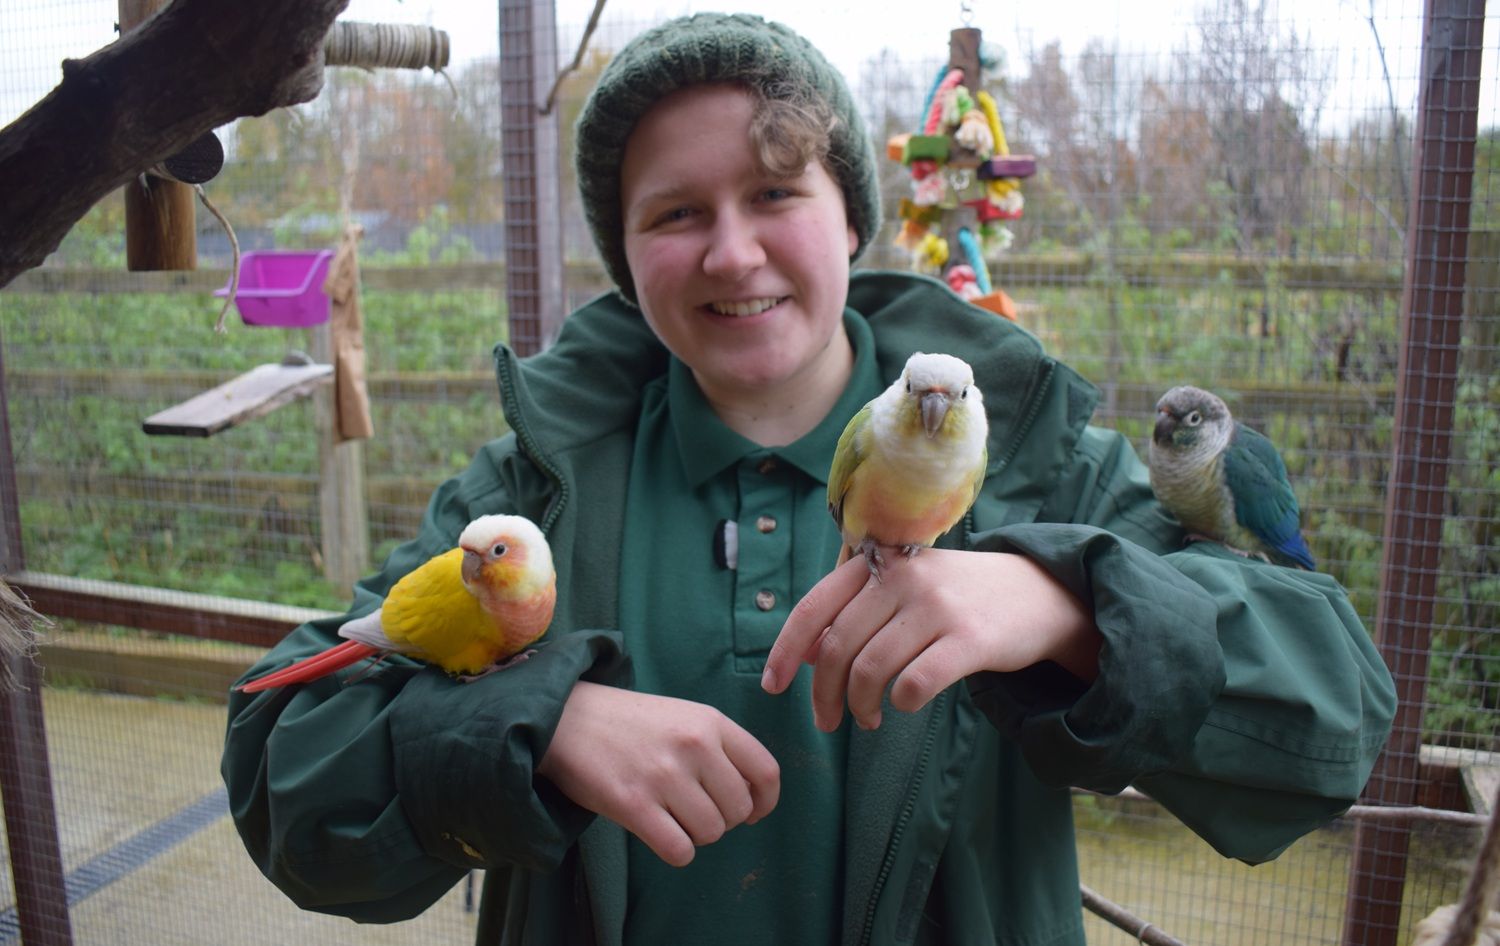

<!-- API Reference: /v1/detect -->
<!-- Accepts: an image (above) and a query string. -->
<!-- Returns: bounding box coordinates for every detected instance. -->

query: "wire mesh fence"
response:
[0,0,1496,942]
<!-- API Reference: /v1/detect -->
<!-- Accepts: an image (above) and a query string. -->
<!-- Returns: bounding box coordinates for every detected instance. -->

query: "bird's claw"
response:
[857,541,926,582]
[457,649,537,683]
[343,654,390,685]
[1183,534,1269,563]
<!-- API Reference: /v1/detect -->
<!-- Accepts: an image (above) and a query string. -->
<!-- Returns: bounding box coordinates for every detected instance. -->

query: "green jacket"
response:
[222,271,1395,946]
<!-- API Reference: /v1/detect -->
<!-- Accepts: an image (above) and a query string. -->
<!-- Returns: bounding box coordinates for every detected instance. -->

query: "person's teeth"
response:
[711,298,781,317]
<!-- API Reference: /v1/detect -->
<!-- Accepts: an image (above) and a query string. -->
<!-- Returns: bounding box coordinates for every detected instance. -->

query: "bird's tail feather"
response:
[236,640,378,693]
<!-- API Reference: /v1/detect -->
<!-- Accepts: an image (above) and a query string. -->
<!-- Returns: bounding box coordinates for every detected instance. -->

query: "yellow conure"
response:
[828,353,989,580]
[237,515,556,692]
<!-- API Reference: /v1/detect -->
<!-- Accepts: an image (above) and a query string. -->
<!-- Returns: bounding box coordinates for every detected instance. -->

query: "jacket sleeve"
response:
[220,441,631,922]
[966,425,1396,863]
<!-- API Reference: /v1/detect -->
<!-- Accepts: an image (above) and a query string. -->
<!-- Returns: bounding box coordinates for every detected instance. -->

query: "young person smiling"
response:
[224,13,1395,946]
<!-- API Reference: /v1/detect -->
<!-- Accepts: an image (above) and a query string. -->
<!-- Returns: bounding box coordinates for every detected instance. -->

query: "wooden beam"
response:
[38,629,264,704]
[7,570,335,649]
[123,176,198,271]
[121,0,197,272]
[141,361,332,437]
[0,0,350,288]
[309,322,369,594]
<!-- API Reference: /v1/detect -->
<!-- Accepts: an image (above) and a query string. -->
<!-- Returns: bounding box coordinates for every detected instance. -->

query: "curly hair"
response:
[748,82,841,181]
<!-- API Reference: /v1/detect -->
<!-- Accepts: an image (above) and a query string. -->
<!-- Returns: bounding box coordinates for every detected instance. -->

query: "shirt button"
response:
[756,515,778,534]
[758,457,778,475]
[755,590,777,611]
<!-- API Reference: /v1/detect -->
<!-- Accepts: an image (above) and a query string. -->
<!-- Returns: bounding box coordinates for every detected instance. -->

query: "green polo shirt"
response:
[617,312,883,944]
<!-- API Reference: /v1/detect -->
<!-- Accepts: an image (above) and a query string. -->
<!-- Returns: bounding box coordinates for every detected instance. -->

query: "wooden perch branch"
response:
[0,0,351,289]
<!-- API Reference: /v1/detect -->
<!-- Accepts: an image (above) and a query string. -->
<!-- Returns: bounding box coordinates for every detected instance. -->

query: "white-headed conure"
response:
[828,352,989,580]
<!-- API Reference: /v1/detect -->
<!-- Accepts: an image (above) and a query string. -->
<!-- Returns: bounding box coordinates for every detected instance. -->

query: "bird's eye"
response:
[491,543,508,557]
[960,387,968,399]
[905,381,912,394]
[1186,411,1203,426]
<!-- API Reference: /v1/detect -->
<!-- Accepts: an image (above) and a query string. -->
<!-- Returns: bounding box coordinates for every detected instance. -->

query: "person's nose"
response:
[702,210,766,281]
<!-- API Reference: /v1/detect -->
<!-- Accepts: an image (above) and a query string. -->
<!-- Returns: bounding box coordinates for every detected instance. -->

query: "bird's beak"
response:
[1153,410,1176,446]
[920,391,952,437]
[461,548,482,585]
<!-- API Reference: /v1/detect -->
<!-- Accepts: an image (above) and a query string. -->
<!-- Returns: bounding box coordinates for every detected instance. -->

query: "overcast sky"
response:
[0,0,1492,131]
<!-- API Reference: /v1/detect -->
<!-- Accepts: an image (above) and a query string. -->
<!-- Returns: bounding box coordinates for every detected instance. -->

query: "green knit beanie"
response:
[574,12,882,304]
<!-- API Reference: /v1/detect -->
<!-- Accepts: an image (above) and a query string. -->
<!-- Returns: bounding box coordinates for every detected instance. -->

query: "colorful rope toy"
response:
[884,28,1034,320]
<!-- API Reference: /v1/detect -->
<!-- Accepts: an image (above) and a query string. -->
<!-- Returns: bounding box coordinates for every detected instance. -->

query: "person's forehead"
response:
[621,86,759,198]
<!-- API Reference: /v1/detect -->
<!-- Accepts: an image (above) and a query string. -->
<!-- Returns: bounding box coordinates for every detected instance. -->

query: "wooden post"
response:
[937,28,983,297]
[1341,1,1487,944]
[0,329,73,943]
[119,0,196,272]
[309,323,369,595]
[948,28,982,93]
[0,656,75,946]
[499,0,565,355]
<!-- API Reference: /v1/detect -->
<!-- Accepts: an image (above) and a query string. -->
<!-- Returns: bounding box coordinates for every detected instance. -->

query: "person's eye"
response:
[760,187,794,202]
[655,206,694,225]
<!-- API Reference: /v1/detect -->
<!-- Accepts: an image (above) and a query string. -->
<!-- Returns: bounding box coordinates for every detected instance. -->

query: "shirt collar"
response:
[670,310,882,488]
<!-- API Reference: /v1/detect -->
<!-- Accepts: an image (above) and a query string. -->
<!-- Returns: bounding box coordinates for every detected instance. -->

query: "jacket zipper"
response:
[994,362,1056,473]
[853,364,1058,944]
[497,350,596,944]
[495,352,570,533]
[857,687,952,946]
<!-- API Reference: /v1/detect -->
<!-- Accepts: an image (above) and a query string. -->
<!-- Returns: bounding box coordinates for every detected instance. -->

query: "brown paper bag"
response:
[323,225,374,442]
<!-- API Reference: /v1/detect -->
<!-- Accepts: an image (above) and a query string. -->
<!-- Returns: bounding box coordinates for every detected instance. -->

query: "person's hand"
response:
[761,548,1100,731]
[537,681,780,867]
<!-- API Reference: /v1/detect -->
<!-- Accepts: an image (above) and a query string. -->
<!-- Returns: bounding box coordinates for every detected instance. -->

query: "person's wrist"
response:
[1028,558,1100,682]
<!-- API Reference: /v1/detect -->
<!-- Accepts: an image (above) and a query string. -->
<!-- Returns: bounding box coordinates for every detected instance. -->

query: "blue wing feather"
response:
[1222,423,1316,569]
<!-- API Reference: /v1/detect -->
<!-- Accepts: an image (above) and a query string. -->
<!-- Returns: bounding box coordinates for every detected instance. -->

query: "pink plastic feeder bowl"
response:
[215,250,335,327]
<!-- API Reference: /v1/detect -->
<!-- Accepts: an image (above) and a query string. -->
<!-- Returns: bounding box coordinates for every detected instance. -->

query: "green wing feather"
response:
[827,403,874,531]
[1222,423,1315,568]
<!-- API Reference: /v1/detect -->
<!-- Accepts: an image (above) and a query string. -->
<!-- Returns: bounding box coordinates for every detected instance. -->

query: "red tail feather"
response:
[236,640,379,693]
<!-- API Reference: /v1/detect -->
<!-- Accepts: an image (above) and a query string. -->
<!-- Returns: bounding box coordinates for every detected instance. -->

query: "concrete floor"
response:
[1,688,479,946]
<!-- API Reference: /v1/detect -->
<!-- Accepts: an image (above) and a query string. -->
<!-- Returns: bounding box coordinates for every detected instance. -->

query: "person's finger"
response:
[762,556,870,694]
[889,634,975,715]
[665,783,731,849]
[697,751,756,832]
[807,591,899,732]
[719,722,781,823]
[629,802,698,867]
[844,613,935,730]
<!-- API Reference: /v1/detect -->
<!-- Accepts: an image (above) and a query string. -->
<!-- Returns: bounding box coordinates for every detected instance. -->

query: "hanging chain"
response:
[960,0,974,26]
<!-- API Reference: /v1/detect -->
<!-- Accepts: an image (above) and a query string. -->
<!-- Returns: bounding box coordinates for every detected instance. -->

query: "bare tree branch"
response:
[0,0,350,288]
[1361,0,1410,242]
